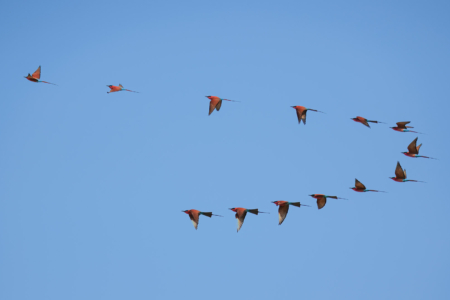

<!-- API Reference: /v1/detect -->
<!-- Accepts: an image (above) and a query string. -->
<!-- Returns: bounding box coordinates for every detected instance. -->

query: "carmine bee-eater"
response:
[272,201,309,225]
[351,116,385,128]
[229,207,268,232]
[182,209,222,230]
[291,106,324,125]
[106,84,139,94]
[390,121,422,133]
[402,137,436,159]
[390,161,425,183]
[205,96,239,115]
[308,194,347,210]
[24,66,57,85]
[350,179,386,193]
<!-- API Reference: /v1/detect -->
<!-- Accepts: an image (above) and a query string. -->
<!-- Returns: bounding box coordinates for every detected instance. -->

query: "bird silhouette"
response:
[390,121,422,133]
[24,66,56,85]
[206,96,239,115]
[106,84,139,93]
[291,106,324,124]
[350,179,386,193]
[309,194,347,209]
[351,116,385,128]
[402,137,436,159]
[182,209,222,230]
[272,201,309,225]
[390,161,425,182]
[229,207,268,232]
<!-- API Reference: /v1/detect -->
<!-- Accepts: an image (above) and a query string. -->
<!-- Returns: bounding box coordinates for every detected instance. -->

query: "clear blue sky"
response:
[1,1,449,299]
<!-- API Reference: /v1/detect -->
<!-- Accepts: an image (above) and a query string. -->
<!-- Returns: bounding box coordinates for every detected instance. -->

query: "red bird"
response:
[272,201,309,225]
[205,96,239,115]
[390,121,422,133]
[350,179,385,193]
[229,207,267,232]
[308,194,347,210]
[390,161,424,183]
[182,209,222,230]
[402,137,436,159]
[351,116,385,128]
[291,106,324,125]
[24,66,56,85]
[106,84,139,94]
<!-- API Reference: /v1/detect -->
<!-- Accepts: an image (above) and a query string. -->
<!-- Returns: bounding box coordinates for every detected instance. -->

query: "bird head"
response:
[272,201,280,206]
[308,194,315,197]
[229,208,237,212]
[182,210,190,214]
[291,106,297,109]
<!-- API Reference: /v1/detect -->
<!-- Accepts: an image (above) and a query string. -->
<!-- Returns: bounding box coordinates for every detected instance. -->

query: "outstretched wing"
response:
[32,66,41,79]
[317,196,326,210]
[355,179,366,190]
[395,161,405,179]
[278,204,289,225]
[188,211,199,230]
[236,211,247,232]
[396,121,410,128]
[407,138,419,154]
[215,99,222,111]
[301,110,307,124]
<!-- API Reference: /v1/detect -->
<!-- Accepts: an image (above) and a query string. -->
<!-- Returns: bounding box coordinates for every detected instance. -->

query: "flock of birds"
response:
[25,65,436,232]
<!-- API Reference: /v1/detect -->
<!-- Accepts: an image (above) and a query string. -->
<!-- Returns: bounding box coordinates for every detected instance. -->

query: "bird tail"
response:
[222,99,240,102]
[124,89,139,93]
[422,156,437,160]
[289,202,301,207]
[367,190,387,193]
[409,130,424,134]
[309,109,325,113]
[407,180,426,183]
[247,209,259,215]
[201,212,223,217]
[368,120,385,124]
[40,81,57,86]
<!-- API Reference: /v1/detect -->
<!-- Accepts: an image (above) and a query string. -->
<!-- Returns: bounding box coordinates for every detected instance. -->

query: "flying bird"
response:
[351,116,385,128]
[308,194,347,210]
[390,121,422,133]
[350,179,386,193]
[24,66,56,85]
[182,209,222,230]
[390,161,424,182]
[402,137,436,159]
[272,201,310,225]
[106,84,139,93]
[291,106,325,124]
[229,207,267,232]
[206,96,239,115]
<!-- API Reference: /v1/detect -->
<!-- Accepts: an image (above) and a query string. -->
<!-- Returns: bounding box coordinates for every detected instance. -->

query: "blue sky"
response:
[1,1,449,299]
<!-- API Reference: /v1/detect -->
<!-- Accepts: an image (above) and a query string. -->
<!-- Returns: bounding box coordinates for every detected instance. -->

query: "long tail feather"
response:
[124,89,139,93]
[368,120,385,124]
[40,81,57,86]
[222,99,240,102]
[407,180,426,183]
[290,202,301,207]
[309,109,325,113]
[422,156,437,160]
[367,190,387,193]
[201,212,223,217]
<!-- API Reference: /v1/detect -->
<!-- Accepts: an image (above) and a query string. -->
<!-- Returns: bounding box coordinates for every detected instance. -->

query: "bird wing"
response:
[301,110,307,124]
[189,211,199,230]
[396,121,410,128]
[407,138,419,154]
[278,204,289,225]
[395,162,406,179]
[215,99,222,111]
[119,84,123,88]
[355,179,366,190]
[209,101,217,115]
[317,196,326,209]
[416,143,422,153]
[32,66,41,79]
[295,109,302,124]
[236,210,247,232]
[361,118,370,128]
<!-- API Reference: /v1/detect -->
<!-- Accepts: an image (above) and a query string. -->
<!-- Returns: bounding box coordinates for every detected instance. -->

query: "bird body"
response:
[229,207,266,232]
[24,66,56,85]
[391,121,421,133]
[291,106,324,124]
[205,96,239,115]
[390,161,424,182]
[107,84,139,93]
[272,201,308,225]
[351,116,384,128]
[309,194,346,209]
[402,137,435,159]
[182,209,222,230]
[350,179,385,192]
